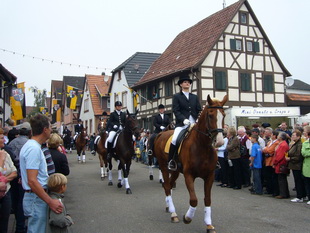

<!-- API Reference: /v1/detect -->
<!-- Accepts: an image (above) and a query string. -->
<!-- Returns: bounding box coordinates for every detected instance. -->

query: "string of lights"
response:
[0,48,112,71]
[1,47,200,75]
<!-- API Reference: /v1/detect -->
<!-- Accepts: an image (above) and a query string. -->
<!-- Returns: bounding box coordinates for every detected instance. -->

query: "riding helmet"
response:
[115,101,122,107]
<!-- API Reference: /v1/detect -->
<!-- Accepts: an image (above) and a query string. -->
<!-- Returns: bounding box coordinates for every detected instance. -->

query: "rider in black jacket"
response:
[106,101,126,158]
[168,73,202,170]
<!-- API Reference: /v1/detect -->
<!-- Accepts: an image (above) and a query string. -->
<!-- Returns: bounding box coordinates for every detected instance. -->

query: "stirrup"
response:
[147,149,153,156]
[168,160,177,171]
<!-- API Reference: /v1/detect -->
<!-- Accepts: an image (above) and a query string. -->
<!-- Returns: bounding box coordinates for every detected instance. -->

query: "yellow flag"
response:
[11,82,26,121]
[67,85,78,110]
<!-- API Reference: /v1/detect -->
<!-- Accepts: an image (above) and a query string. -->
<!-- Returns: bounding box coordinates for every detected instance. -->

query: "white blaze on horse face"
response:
[215,109,224,147]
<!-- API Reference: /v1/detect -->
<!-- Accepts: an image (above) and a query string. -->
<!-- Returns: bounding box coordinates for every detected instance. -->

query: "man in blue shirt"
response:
[20,114,63,233]
[250,134,263,195]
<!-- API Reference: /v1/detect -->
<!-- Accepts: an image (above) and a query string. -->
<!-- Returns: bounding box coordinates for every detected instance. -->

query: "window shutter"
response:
[263,75,274,92]
[215,71,226,90]
[230,39,236,50]
[254,42,260,52]
[241,73,251,91]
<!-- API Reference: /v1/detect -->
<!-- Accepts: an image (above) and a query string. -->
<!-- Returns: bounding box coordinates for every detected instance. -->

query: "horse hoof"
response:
[165,207,169,213]
[206,225,216,233]
[126,188,132,194]
[117,182,122,188]
[108,181,113,186]
[159,179,163,184]
[150,175,154,180]
[101,176,104,181]
[183,215,192,224]
[171,216,179,223]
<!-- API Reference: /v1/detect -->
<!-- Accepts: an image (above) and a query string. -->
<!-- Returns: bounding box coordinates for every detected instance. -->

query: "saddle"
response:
[105,130,122,148]
[164,126,192,154]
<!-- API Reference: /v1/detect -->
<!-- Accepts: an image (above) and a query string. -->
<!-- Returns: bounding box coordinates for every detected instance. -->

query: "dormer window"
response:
[240,12,248,24]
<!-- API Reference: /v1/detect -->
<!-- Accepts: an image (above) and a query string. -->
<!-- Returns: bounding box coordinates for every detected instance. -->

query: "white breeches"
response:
[171,125,188,145]
[107,131,116,143]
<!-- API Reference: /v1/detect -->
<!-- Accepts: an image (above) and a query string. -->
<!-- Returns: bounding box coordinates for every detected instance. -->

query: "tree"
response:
[27,86,48,118]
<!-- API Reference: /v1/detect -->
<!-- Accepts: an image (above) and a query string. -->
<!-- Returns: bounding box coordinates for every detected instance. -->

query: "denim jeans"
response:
[23,192,48,233]
[252,168,262,194]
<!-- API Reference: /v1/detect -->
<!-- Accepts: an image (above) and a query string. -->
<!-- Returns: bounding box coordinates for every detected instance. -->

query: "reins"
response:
[193,105,224,139]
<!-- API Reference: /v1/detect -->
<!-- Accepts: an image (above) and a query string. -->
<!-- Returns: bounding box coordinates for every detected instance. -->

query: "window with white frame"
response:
[122,91,127,107]
[84,98,89,112]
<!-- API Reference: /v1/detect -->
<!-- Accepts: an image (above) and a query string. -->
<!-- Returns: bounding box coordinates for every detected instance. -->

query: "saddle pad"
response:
[164,125,194,154]
[164,135,173,153]
[164,136,184,154]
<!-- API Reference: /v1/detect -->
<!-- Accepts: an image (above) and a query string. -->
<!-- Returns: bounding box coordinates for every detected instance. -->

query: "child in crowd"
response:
[47,173,74,233]
[250,134,263,195]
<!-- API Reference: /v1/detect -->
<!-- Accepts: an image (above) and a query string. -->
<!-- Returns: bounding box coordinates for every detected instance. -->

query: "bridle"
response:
[124,114,139,135]
[193,105,224,139]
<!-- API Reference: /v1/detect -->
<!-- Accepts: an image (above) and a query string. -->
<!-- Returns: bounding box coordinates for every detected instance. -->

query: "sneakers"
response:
[290,198,303,203]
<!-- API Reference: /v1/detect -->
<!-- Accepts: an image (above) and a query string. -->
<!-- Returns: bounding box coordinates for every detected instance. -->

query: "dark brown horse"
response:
[75,127,88,163]
[108,110,140,194]
[153,95,227,233]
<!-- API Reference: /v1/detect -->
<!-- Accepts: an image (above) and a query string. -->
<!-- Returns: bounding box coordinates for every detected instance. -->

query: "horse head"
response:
[99,118,108,133]
[81,127,87,137]
[126,109,140,138]
[197,95,228,148]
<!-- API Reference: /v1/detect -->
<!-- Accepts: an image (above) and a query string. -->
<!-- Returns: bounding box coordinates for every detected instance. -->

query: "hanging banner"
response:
[52,99,62,123]
[67,85,78,110]
[10,82,26,121]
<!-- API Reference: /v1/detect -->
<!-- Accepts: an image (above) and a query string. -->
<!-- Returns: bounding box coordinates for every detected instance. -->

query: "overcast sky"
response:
[1,0,309,105]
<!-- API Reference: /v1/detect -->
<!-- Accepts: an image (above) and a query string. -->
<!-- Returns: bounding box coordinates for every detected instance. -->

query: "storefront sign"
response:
[231,107,300,117]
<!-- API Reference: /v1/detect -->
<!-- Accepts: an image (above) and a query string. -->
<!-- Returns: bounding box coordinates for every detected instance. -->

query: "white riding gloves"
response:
[183,119,190,125]
[113,125,118,129]
[160,126,165,130]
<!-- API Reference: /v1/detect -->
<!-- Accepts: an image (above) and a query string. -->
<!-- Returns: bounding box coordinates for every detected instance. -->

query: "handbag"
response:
[279,164,290,174]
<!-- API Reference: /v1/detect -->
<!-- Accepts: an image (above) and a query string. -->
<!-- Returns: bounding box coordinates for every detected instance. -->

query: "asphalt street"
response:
[9,150,310,232]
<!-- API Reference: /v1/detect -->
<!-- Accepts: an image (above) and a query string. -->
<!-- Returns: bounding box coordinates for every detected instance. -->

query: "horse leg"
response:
[108,159,113,186]
[204,175,216,233]
[99,154,104,180]
[158,169,164,183]
[148,155,154,180]
[82,150,86,163]
[77,151,81,163]
[161,167,179,223]
[183,174,197,224]
[123,162,132,194]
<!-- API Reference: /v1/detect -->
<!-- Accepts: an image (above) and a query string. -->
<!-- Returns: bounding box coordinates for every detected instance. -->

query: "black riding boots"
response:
[168,144,177,171]
[107,142,113,160]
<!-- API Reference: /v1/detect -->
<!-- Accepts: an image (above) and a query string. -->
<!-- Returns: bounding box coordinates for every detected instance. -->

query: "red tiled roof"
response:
[135,0,244,86]
[85,75,111,116]
[287,94,310,102]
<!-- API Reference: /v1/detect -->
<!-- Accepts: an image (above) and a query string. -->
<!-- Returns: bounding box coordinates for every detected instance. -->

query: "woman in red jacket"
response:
[273,132,290,199]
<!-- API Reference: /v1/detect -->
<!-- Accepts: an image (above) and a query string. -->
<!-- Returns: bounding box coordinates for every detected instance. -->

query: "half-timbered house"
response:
[133,0,294,130]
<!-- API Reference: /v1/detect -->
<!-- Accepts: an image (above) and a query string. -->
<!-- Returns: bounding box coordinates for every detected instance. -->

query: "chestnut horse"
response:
[153,95,227,233]
[107,110,140,194]
[75,127,88,163]
[148,122,175,183]
[95,118,109,179]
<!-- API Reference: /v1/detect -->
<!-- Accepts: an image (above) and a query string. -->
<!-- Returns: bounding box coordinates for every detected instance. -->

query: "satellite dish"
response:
[285,78,294,87]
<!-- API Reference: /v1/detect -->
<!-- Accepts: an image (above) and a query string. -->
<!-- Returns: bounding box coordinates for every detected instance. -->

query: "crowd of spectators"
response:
[215,121,310,205]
